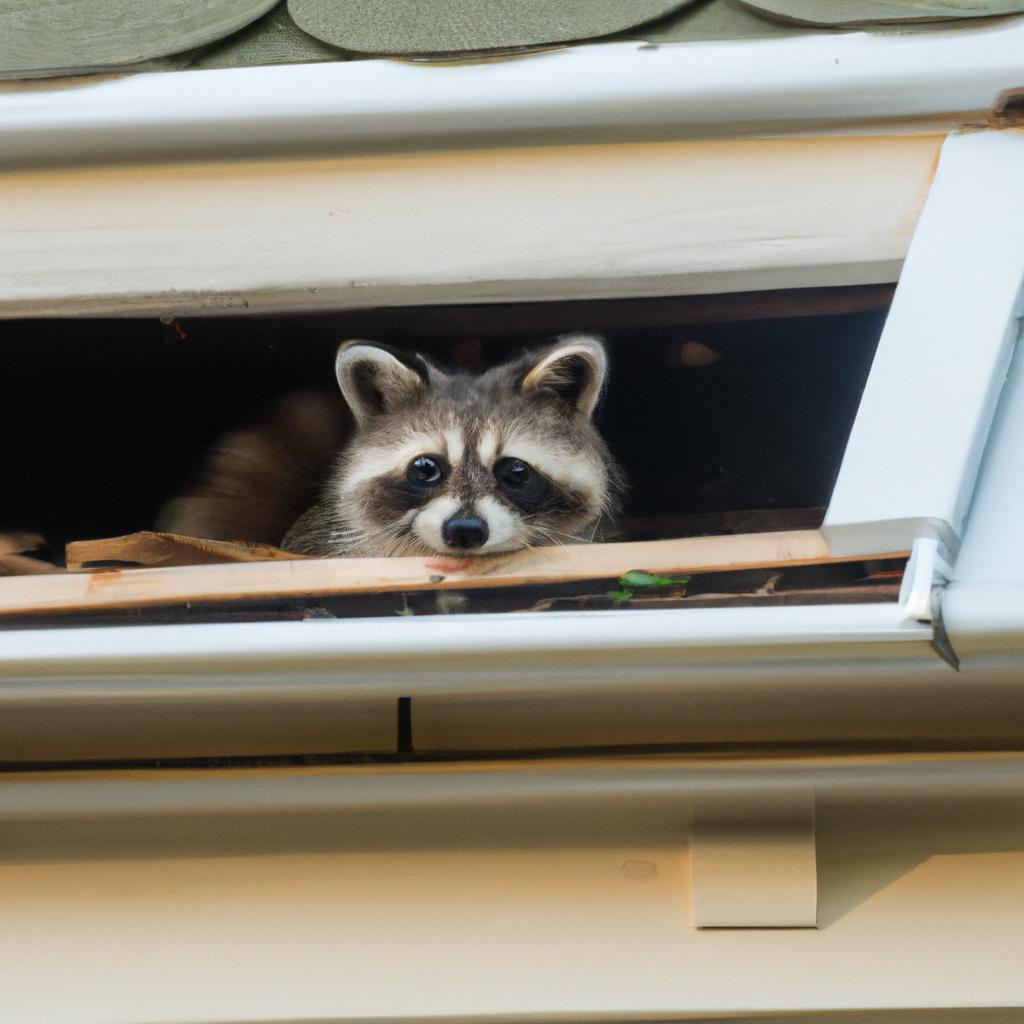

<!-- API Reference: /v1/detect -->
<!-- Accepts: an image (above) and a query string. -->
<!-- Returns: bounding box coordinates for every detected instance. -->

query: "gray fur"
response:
[282,335,623,558]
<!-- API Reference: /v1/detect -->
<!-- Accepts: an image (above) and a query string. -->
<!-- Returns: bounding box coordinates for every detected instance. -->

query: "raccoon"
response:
[162,335,622,558]
[281,334,622,558]
[157,389,348,548]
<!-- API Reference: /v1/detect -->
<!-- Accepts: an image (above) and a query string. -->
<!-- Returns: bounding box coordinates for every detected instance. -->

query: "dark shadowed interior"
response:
[0,287,887,558]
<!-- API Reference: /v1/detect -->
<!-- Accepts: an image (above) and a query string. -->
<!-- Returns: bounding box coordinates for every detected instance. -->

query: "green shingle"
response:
[638,0,811,41]
[188,3,346,70]
[0,0,278,75]
[4,0,1022,78]
[287,0,703,55]
[739,0,1024,24]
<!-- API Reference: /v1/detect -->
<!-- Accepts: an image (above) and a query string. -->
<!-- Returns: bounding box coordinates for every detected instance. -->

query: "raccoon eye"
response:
[495,458,532,488]
[407,455,446,487]
[494,457,554,511]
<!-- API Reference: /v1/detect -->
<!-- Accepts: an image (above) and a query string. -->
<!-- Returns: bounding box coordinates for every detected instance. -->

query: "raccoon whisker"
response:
[532,524,580,541]
[519,517,584,546]
[359,530,410,555]
[337,521,400,543]
[329,518,412,557]
[274,336,622,559]
[382,529,422,558]
[525,525,573,547]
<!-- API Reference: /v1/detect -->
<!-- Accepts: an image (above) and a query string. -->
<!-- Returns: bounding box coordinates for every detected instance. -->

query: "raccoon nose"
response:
[443,515,489,550]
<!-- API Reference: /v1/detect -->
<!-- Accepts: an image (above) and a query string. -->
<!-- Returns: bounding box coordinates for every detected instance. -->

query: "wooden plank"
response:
[0,530,909,618]
[66,532,306,572]
[0,559,907,628]
[64,511,828,574]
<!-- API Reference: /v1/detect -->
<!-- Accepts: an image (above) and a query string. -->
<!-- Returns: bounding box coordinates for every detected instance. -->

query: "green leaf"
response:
[619,570,691,589]
[606,589,635,604]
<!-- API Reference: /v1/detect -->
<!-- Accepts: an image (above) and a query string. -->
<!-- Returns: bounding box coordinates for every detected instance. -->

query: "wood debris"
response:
[65,531,307,572]
[0,533,62,576]
[0,529,910,621]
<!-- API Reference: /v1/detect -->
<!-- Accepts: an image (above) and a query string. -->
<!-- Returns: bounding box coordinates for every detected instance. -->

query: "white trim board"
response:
[2,18,1024,170]
[0,133,938,317]
[824,128,1024,557]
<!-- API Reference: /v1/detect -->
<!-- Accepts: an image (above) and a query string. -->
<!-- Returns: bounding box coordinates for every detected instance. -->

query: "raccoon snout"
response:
[442,515,489,551]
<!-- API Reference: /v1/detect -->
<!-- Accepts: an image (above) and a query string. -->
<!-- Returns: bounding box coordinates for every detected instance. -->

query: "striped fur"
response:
[282,336,623,558]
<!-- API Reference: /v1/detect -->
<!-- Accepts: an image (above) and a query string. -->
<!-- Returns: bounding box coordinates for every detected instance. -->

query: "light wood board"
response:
[0,530,907,617]
[65,532,305,572]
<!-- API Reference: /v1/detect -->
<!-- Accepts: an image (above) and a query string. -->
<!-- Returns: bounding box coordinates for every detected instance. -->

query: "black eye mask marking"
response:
[494,457,555,512]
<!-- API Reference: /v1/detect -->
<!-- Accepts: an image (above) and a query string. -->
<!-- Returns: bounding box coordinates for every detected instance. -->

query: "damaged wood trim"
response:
[0,529,909,618]
[992,87,1024,126]
[64,532,306,572]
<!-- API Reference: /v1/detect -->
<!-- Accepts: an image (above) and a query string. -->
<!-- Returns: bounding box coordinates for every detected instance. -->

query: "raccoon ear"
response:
[520,334,608,418]
[335,341,429,427]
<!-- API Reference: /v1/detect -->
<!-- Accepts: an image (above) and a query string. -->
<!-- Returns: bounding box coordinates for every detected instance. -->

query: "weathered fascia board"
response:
[0,603,942,763]
[0,133,939,317]
[823,128,1024,559]
[3,755,1024,1023]
[1,18,1024,171]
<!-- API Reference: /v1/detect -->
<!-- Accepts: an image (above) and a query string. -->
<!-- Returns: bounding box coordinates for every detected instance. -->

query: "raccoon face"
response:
[325,335,622,558]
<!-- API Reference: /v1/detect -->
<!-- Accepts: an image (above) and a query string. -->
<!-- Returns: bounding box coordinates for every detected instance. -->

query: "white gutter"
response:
[943,583,1024,659]
[0,603,930,678]
[1,18,1023,169]
[0,604,958,763]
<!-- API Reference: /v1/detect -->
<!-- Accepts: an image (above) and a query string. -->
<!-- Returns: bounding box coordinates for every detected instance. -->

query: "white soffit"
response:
[0,133,938,316]
[11,4,1023,315]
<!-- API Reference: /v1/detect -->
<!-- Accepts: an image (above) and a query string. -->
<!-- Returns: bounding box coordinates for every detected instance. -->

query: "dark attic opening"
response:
[1,285,888,561]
